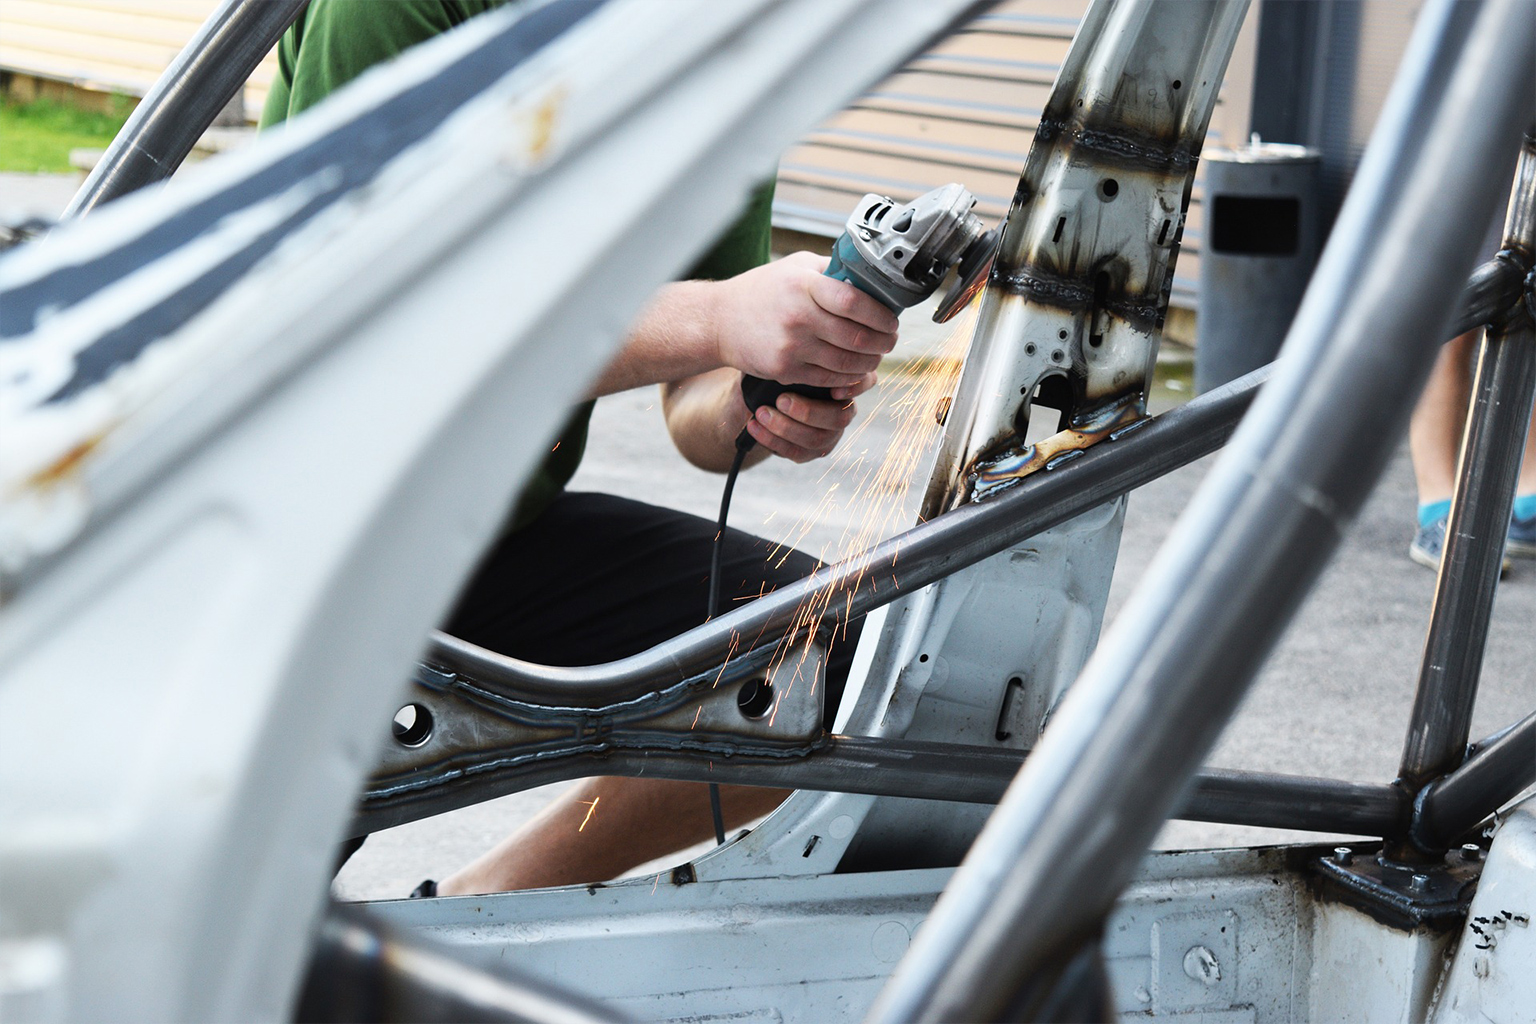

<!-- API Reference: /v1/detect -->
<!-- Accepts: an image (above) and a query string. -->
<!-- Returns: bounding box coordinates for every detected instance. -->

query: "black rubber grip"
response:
[740,374,834,413]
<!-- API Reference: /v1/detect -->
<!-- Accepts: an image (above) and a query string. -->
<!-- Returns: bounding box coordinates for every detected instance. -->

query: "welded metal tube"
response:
[357,732,1408,838]
[868,4,1536,1021]
[1414,709,1536,850]
[63,0,308,218]
[1398,130,1536,791]
[427,365,1263,705]
[1186,767,1409,837]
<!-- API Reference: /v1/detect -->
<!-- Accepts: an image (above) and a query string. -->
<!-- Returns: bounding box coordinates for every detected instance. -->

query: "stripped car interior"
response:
[1,0,1534,1020]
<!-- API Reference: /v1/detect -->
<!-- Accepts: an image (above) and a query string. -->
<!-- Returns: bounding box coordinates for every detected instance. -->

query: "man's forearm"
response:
[586,281,722,398]
[662,369,768,473]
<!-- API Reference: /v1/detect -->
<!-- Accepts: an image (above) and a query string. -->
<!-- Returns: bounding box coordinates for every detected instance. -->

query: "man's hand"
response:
[712,252,899,389]
[743,373,875,463]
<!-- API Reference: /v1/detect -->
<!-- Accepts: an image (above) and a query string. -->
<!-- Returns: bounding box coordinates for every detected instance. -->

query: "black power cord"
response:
[704,382,829,846]
[704,431,753,846]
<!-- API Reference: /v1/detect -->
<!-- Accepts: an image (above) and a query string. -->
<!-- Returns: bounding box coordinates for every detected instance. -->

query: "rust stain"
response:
[21,431,108,491]
[522,88,565,164]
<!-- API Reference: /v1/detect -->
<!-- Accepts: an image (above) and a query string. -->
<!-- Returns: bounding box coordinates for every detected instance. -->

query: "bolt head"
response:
[1333,846,1353,865]
[1460,843,1483,862]
[1410,873,1431,892]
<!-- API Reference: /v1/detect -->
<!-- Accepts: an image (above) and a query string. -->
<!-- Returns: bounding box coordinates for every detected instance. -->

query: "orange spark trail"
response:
[763,304,975,678]
[577,797,600,832]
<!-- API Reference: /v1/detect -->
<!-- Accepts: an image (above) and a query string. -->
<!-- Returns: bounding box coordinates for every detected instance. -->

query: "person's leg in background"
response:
[1408,328,1536,568]
[1508,394,1536,556]
[431,491,862,896]
[1408,330,1476,569]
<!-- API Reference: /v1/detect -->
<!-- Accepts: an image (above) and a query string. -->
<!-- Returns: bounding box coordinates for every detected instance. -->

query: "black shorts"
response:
[443,491,859,729]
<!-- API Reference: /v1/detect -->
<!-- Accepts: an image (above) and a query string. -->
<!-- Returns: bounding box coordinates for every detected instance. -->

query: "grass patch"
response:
[0,95,133,173]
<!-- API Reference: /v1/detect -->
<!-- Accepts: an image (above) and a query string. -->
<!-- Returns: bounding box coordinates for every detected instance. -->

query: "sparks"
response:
[577,797,600,832]
[763,306,973,679]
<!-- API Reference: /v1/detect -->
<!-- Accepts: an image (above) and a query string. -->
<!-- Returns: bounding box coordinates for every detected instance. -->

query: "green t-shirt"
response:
[261,0,775,528]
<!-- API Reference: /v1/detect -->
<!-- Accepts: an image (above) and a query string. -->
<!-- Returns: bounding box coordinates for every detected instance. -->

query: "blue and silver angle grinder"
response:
[736,182,996,434]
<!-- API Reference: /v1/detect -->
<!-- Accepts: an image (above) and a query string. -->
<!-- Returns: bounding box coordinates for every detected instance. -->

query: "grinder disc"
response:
[932,228,997,324]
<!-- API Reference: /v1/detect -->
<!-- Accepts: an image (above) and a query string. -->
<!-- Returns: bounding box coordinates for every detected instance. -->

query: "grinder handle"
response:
[738,237,897,449]
[739,374,834,417]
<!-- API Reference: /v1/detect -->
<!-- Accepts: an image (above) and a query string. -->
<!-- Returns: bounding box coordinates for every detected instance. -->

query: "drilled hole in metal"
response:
[392,704,434,747]
[1099,178,1119,200]
[1025,343,1037,356]
[1052,350,1065,362]
[1057,329,1068,340]
[1172,79,1182,90]
[737,678,774,720]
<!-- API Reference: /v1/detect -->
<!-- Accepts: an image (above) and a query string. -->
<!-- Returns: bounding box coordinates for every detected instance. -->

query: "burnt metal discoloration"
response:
[1033,117,1198,174]
[922,2,1250,518]
[992,265,1165,333]
[966,396,1146,502]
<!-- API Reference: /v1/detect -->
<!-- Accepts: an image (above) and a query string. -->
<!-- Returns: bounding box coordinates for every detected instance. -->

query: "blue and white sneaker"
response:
[1509,508,1536,558]
[1410,513,1512,573]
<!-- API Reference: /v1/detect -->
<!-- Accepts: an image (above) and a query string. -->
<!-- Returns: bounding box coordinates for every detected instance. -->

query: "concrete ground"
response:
[4,172,1531,901]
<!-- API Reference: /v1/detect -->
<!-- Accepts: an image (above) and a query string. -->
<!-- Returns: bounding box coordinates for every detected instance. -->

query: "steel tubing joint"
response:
[1397,128,1536,791]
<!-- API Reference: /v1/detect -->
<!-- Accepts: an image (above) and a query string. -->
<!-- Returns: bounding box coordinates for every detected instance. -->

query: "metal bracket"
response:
[1313,844,1485,931]
[361,644,826,833]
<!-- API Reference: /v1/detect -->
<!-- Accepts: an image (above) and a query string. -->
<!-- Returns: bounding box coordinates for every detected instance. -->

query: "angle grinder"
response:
[736,182,996,439]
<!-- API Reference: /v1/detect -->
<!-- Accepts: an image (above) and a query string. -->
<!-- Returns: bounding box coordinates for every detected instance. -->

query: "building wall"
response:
[0,0,278,116]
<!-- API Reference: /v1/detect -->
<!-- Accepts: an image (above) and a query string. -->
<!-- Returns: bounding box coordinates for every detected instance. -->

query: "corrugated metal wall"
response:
[775,0,1260,305]
[0,0,278,114]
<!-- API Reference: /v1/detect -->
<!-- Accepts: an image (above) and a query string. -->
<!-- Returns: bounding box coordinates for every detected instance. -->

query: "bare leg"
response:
[1519,390,1536,495]
[436,778,789,895]
[1409,330,1478,506]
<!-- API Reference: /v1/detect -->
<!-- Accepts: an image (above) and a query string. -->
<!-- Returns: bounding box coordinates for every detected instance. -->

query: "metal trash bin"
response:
[1195,142,1322,393]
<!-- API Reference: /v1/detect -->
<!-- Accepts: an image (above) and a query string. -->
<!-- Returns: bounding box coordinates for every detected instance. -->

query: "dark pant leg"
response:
[443,491,861,727]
